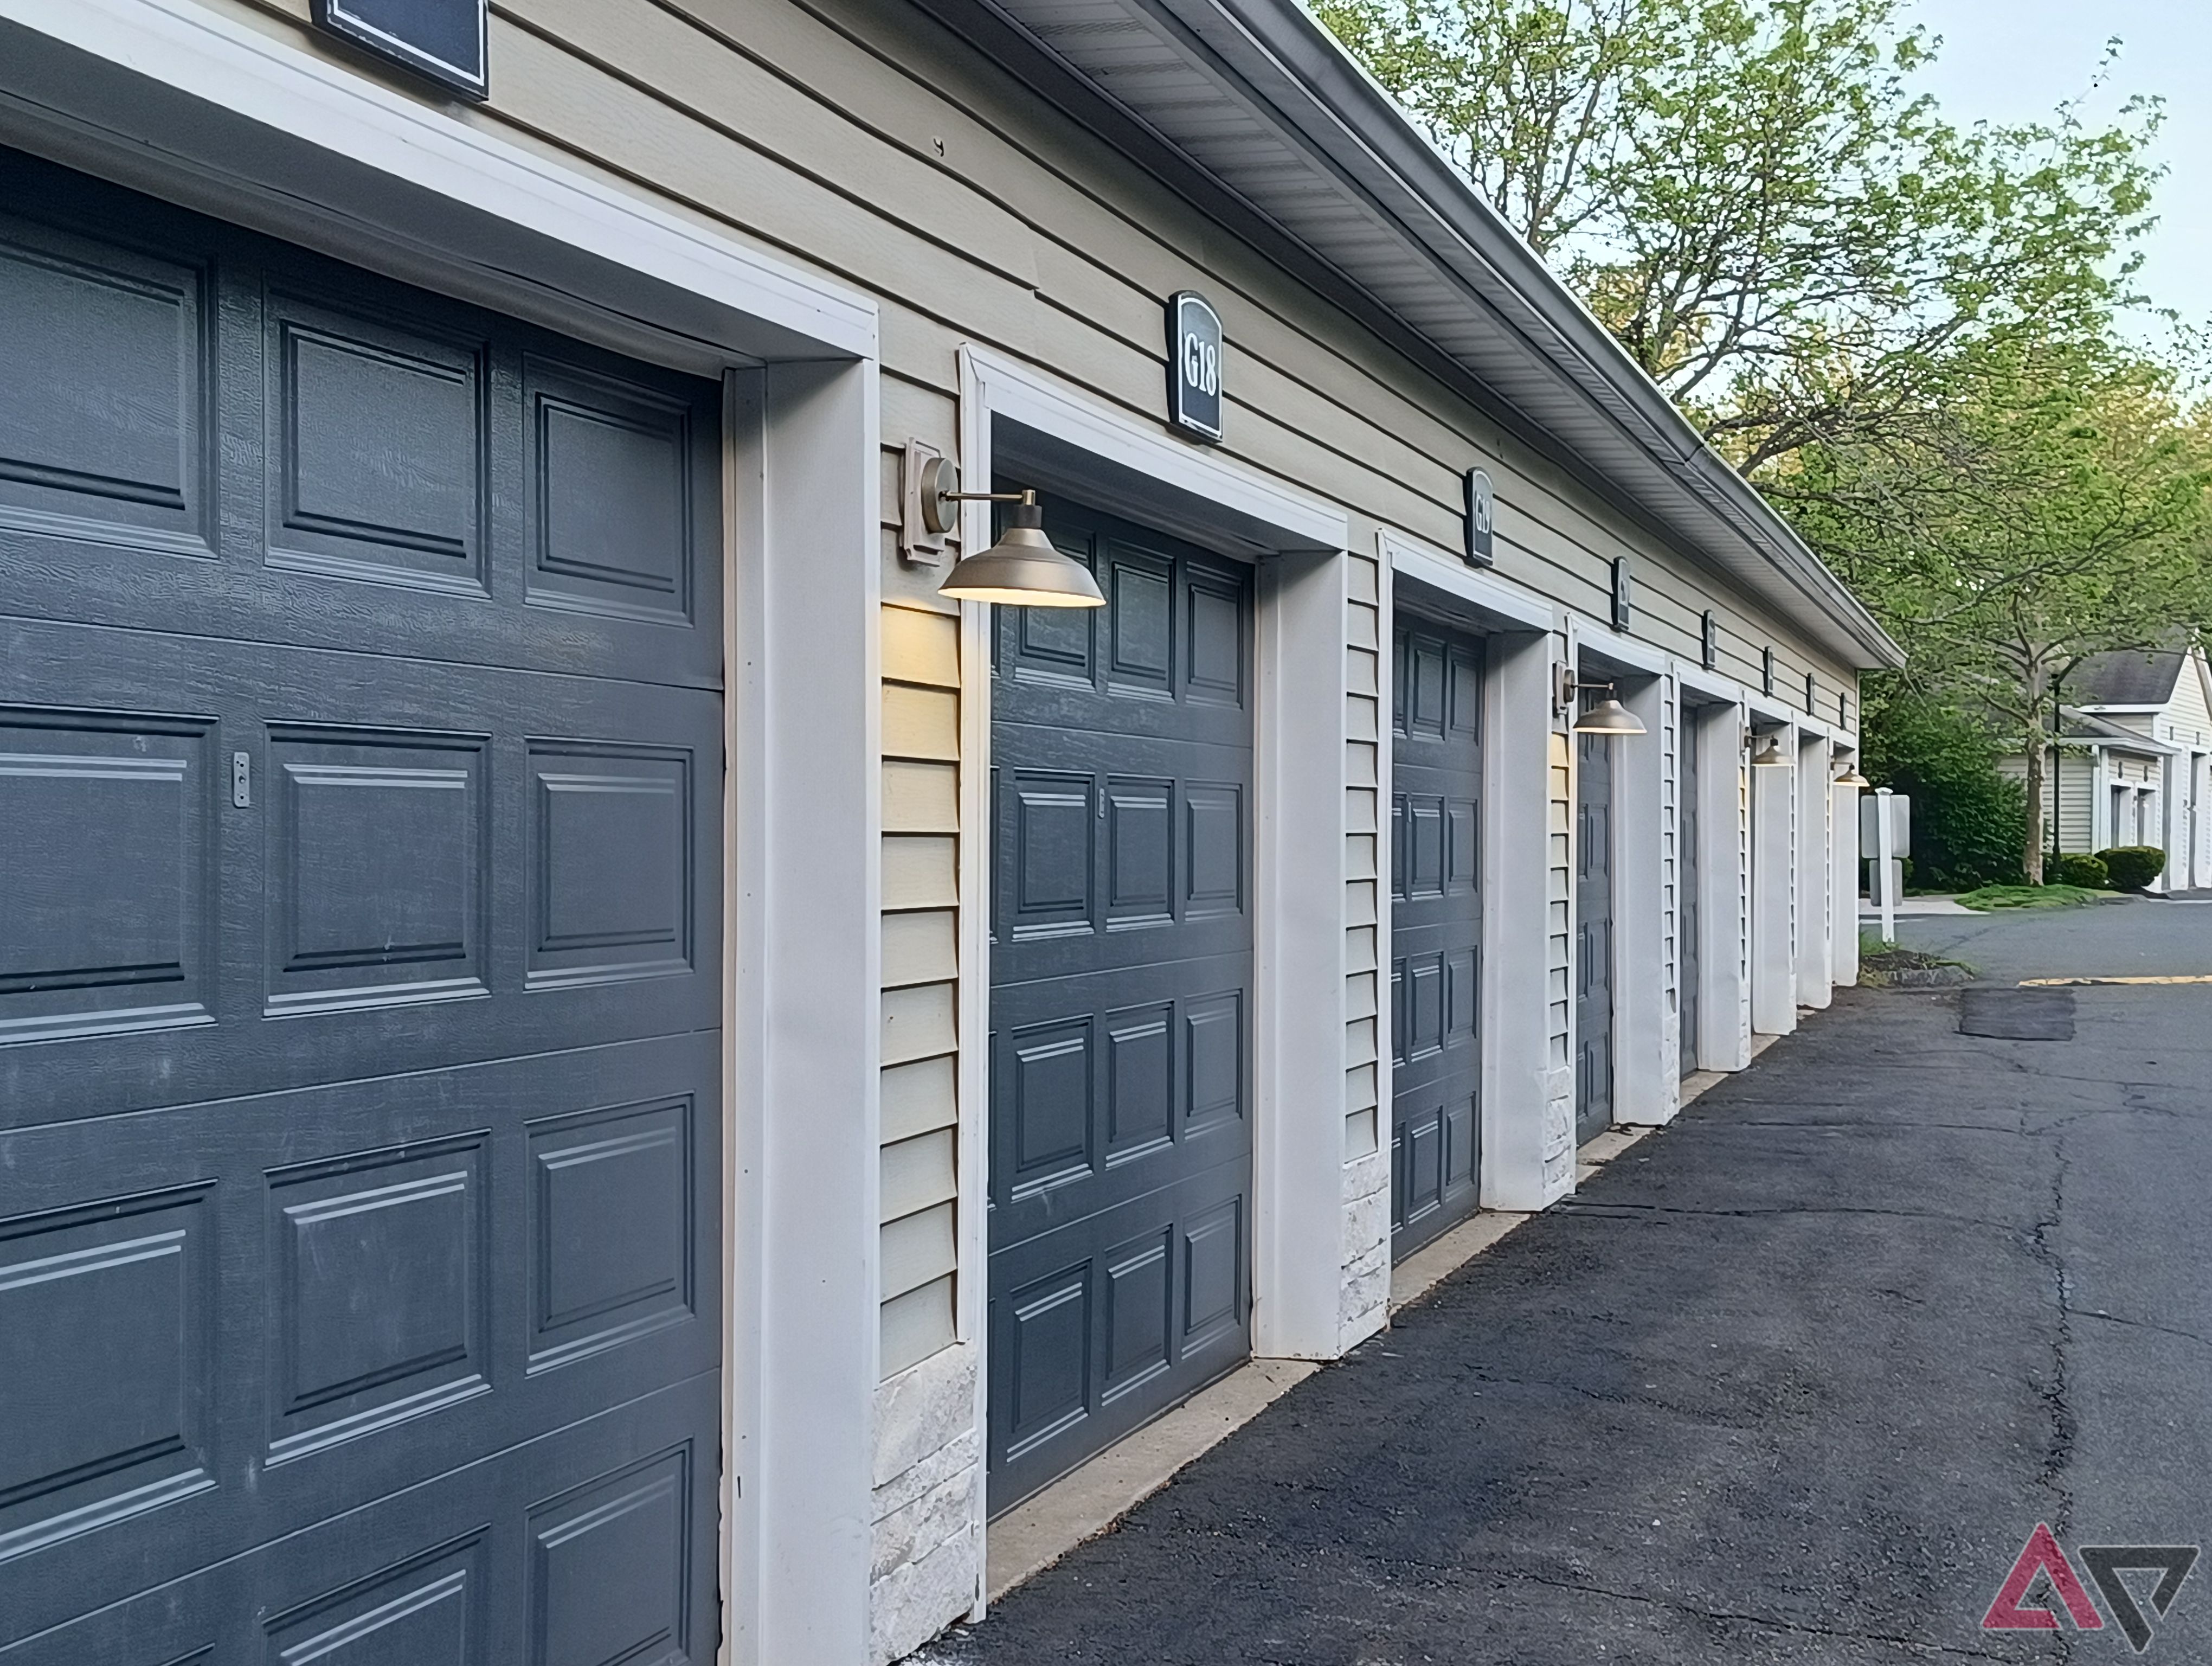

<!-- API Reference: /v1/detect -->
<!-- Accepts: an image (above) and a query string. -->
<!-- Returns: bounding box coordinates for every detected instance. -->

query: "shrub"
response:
[1858,680,2028,890]
[2050,852,2111,889]
[2096,845,2168,890]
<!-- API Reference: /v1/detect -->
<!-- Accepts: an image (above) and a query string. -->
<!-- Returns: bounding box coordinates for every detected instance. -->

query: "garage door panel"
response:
[0,206,210,559]
[0,702,218,1047]
[0,623,721,1130]
[986,1154,1249,1509]
[990,951,1249,1221]
[0,1371,721,1663]
[0,151,723,1648]
[0,150,721,690]
[0,1034,719,1642]
[1390,621,1483,1259]
[263,288,490,595]
[989,494,1252,1514]
[992,729,1251,983]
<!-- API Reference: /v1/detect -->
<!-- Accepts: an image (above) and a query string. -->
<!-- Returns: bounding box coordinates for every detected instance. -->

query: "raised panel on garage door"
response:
[987,494,1253,1514]
[0,151,721,1658]
[1389,621,1483,1258]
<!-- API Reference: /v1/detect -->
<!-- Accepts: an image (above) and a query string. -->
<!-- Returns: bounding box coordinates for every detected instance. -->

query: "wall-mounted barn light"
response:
[1833,760,1871,789]
[1749,734,1791,768]
[1554,667,1647,735]
[904,447,1104,607]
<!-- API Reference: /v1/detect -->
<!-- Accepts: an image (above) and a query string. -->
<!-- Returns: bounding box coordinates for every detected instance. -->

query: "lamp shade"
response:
[1572,694,1646,736]
[1750,734,1790,767]
[936,501,1104,607]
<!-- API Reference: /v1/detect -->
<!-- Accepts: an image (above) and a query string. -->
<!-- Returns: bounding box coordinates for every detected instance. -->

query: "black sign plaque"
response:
[1166,292,1225,444]
[1462,468,1495,567]
[313,0,490,99]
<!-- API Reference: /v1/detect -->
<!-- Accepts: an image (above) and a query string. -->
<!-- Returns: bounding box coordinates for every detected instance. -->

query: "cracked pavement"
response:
[924,900,2212,1664]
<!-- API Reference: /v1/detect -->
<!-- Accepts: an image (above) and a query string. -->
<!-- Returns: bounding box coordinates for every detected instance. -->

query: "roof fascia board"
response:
[914,0,1902,667]
[1133,0,1902,670]
[901,0,1712,558]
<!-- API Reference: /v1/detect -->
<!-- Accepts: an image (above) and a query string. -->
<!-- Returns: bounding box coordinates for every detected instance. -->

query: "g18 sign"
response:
[1166,292,1225,444]
[312,0,489,99]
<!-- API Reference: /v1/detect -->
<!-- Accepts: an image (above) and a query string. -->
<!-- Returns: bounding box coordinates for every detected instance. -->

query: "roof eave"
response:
[942,0,1904,669]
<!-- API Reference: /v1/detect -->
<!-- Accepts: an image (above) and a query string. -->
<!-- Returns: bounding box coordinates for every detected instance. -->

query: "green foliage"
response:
[2095,845,2168,889]
[1781,332,2212,880]
[1858,678,2025,889]
[1956,883,2111,911]
[2049,851,2111,889]
[1310,0,2162,472]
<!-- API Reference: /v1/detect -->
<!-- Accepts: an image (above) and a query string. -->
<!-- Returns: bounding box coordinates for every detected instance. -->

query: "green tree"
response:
[1856,679,2026,890]
[1777,332,2212,881]
[1313,0,2161,474]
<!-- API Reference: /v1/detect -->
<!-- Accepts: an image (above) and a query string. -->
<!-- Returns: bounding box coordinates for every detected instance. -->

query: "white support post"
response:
[1481,628,1562,1211]
[1793,732,1832,1010]
[1831,779,1860,987]
[1696,701,1751,1073]
[1612,674,1670,1123]
[1750,732,1797,1034]
[1874,786,1898,945]
[1253,549,1356,1361]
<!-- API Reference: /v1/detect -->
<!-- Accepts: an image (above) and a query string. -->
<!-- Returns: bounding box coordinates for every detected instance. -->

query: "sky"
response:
[1902,0,2212,342]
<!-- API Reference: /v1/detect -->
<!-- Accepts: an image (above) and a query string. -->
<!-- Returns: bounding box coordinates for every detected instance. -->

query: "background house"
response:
[2001,643,2212,888]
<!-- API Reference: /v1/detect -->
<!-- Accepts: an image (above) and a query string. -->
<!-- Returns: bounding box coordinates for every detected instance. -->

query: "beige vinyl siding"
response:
[1345,554,1383,1159]
[227,0,1854,701]
[877,597,964,1377]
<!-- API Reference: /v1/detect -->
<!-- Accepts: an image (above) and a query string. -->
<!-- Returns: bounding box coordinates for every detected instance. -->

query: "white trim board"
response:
[968,346,1347,555]
[1380,528,1557,633]
[0,0,877,367]
[1677,662,1745,708]
[1576,623,1669,677]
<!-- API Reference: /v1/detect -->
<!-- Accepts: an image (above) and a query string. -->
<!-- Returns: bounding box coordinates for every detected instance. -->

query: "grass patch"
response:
[1953,883,2115,911]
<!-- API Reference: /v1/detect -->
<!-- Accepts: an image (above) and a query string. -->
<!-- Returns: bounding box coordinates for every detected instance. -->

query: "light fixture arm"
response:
[1553,665,1615,715]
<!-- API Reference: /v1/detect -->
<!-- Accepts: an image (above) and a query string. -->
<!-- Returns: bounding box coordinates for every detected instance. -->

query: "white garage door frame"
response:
[955,344,1352,1606]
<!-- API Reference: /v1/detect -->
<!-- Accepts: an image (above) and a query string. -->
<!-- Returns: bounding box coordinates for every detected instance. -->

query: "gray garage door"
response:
[1679,711,1701,1075]
[987,493,1253,1514]
[1389,620,1483,1258]
[0,151,722,1661]
[1576,729,1616,1143]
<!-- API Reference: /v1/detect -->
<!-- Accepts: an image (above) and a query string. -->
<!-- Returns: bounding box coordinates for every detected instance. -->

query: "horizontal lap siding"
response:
[1341,552,1388,1343]
[229,0,1854,696]
[878,597,963,1372]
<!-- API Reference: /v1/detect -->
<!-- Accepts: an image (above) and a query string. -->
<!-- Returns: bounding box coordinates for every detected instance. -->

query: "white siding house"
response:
[2004,645,2212,889]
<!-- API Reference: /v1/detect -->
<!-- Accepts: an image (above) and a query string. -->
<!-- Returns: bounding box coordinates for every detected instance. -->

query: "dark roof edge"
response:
[1163,0,1904,668]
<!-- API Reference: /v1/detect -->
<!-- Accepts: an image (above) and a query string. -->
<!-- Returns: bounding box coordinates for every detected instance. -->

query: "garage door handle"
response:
[233,751,252,809]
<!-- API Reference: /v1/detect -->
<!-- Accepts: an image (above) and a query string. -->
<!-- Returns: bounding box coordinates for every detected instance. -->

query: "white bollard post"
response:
[1875,786,1898,946]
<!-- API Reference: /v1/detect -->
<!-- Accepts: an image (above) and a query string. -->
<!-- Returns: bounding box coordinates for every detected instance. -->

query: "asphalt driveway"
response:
[927,898,2212,1663]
